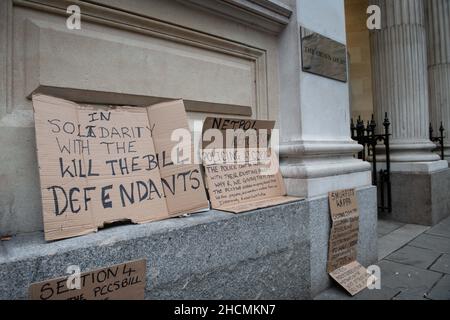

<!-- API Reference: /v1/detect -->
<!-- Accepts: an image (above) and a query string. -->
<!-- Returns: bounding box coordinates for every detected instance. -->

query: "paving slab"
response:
[378,224,429,260]
[427,275,450,300]
[377,220,405,237]
[392,288,432,300]
[430,254,450,274]
[352,286,400,300]
[313,284,399,300]
[425,217,450,238]
[409,234,450,254]
[375,260,442,299]
[385,245,442,269]
[313,287,353,300]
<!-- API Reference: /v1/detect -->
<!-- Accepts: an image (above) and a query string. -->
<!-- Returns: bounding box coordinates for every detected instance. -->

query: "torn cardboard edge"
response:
[32,94,209,241]
[29,259,147,300]
[327,188,373,296]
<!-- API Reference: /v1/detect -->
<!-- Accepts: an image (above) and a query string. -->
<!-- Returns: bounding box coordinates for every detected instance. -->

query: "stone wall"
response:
[0,0,285,236]
[0,187,378,299]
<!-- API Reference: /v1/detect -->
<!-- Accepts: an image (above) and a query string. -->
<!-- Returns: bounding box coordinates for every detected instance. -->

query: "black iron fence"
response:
[351,113,392,213]
[351,116,446,213]
[429,122,445,160]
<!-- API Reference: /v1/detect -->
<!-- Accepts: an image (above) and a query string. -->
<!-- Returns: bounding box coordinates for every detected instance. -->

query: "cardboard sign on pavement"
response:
[327,189,374,296]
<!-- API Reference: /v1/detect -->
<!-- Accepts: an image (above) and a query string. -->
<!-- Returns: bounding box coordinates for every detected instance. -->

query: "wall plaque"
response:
[300,27,347,82]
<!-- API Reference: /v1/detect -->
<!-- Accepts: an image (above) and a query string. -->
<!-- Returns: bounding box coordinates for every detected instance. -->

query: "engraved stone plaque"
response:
[301,27,347,82]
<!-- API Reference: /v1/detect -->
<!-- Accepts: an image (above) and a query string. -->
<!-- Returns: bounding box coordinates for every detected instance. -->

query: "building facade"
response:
[0,0,448,299]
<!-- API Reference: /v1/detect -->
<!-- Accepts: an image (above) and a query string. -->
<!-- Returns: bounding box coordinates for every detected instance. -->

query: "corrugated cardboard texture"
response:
[327,189,370,296]
[33,95,208,241]
[29,259,146,300]
[202,117,300,213]
[329,261,370,296]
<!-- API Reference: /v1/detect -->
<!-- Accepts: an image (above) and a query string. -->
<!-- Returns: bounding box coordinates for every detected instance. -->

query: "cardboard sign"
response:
[327,189,359,272]
[201,117,275,150]
[327,189,372,296]
[29,259,146,300]
[202,117,299,213]
[33,95,208,241]
[329,261,370,296]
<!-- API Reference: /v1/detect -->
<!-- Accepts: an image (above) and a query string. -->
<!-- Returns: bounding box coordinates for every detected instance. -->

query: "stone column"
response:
[426,0,450,161]
[370,0,447,172]
[369,0,450,225]
[278,0,372,198]
[278,1,378,296]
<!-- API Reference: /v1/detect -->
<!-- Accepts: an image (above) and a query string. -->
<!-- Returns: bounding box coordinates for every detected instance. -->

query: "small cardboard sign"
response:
[327,189,371,296]
[327,189,359,272]
[29,259,146,300]
[329,261,370,297]
[32,95,209,241]
[201,117,300,213]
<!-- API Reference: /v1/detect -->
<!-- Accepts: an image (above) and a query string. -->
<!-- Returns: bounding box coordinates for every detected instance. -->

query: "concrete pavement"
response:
[315,217,450,300]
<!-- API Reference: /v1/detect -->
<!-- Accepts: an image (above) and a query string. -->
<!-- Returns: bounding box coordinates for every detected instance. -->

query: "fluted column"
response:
[277,0,372,198]
[370,0,442,165]
[426,0,450,160]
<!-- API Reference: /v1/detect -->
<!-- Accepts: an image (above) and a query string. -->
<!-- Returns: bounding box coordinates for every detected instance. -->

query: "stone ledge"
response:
[0,201,311,299]
[181,0,292,34]
[0,186,378,300]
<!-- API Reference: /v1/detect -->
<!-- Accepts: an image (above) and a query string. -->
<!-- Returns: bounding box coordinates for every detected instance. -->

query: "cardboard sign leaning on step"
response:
[327,189,377,296]
[32,95,208,241]
[201,117,300,213]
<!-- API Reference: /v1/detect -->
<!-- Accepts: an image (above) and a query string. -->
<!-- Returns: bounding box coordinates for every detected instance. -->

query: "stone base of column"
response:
[379,167,450,226]
[284,171,372,199]
[279,140,373,198]
[386,160,449,173]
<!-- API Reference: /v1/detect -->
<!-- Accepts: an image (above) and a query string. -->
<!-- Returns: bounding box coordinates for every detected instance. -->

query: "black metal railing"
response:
[351,113,392,213]
[429,122,445,160]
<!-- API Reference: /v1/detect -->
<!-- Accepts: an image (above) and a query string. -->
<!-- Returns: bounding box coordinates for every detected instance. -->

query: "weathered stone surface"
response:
[313,287,352,300]
[385,245,441,269]
[427,275,450,300]
[377,220,405,237]
[1,203,311,300]
[430,254,450,275]
[381,170,450,226]
[393,289,432,300]
[409,234,450,254]
[0,187,378,300]
[314,285,400,300]
[426,217,450,238]
[375,260,442,299]
[378,224,429,260]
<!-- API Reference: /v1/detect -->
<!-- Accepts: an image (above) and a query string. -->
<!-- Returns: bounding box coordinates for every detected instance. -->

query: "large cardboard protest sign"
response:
[29,259,146,300]
[33,95,208,241]
[327,189,372,296]
[202,117,299,213]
